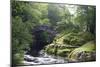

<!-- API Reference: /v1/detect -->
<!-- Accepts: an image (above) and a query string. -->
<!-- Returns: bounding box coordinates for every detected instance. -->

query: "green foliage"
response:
[78,32,95,41]
[48,4,62,25]
[41,31,50,42]
[12,16,33,65]
[63,32,94,46]
[12,53,24,65]
[12,16,33,52]
[74,6,96,34]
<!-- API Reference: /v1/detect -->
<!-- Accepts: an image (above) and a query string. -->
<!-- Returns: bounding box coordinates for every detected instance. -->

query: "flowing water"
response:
[23,50,68,65]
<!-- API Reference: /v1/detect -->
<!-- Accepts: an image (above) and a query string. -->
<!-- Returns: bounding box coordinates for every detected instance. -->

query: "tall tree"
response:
[74,6,96,35]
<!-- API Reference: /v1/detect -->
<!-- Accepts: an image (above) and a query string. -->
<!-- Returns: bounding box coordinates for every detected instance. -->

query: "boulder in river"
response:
[24,55,37,62]
[68,41,96,62]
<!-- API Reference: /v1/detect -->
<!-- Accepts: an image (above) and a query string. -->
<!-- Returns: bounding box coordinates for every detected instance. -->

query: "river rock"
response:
[24,55,37,62]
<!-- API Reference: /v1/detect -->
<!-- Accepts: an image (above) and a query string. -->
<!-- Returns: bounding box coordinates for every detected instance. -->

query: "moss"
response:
[45,46,55,55]
[45,32,95,59]
[78,32,95,41]
[63,32,94,46]
[57,49,71,57]
[45,43,72,57]
[68,41,96,62]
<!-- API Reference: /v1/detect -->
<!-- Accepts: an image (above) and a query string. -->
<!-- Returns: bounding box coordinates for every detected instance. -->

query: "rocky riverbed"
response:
[23,51,68,65]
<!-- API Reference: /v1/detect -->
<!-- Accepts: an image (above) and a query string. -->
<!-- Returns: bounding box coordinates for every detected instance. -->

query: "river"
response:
[23,50,68,65]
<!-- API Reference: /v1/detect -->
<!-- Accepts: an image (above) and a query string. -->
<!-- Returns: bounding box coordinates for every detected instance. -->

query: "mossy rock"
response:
[78,32,95,41]
[45,45,55,55]
[45,32,95,58]
[57,49,71,57]
[68,41,96,62]
[45,43,72,57]
[63,32,94,46]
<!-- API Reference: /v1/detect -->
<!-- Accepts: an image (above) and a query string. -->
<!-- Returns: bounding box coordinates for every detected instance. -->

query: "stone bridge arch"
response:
[29,25,57,56]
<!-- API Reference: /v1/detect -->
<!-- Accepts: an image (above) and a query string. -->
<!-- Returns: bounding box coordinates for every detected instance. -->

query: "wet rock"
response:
[34,60,40,63]
[24,55,37,62]
[43,58,51,61]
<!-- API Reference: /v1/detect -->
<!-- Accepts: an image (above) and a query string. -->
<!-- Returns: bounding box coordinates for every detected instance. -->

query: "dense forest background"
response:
[11,1,96,65]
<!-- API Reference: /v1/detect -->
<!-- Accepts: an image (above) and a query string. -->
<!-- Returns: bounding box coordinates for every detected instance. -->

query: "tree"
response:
[74,6,96,35]
[12,16,33,65]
